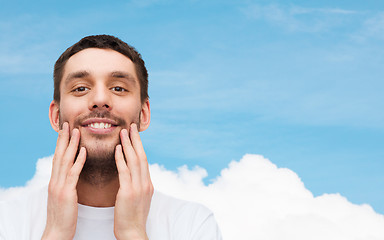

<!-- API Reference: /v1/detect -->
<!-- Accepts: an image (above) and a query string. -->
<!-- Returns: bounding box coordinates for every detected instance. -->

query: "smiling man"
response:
[0,35,222,240]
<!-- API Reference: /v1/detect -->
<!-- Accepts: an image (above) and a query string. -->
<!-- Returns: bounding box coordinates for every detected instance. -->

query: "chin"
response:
[80,139,119,166]
[81,134,120,151]
[79,141,119,185]
[82,141,117,159]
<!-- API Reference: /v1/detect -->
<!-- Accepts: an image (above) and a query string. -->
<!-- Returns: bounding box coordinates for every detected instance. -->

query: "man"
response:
[0,35,222,240]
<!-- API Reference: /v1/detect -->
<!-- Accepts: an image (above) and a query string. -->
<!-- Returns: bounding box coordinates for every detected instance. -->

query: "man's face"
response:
[49,48,150,176]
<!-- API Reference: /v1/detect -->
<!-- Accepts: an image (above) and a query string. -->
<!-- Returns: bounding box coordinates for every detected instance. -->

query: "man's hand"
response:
[42,122,86,240]
[114,123,154,240]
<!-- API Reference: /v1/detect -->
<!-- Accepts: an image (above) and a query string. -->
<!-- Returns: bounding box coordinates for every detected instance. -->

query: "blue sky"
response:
[0,0,383,214]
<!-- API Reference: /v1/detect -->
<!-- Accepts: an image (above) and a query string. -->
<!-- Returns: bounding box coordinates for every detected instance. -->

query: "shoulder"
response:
[152,190,212,214]
[0,185,48,213]
[147,191,222,240]
[0,185,48,239]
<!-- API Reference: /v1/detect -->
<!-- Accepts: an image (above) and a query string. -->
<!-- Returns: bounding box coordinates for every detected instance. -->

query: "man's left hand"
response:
[113,123,154,240]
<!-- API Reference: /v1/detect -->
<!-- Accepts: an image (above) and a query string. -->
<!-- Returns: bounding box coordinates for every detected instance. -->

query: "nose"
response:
[89,85,112,110]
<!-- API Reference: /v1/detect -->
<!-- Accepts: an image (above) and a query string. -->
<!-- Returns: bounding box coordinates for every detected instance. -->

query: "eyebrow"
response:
[64,70,137,85]
[110,71,137,85]
[64,70,90,85]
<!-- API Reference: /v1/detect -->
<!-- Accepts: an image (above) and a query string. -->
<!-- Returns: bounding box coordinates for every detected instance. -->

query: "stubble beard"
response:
[59,110,141,187]
[78,138,118,186]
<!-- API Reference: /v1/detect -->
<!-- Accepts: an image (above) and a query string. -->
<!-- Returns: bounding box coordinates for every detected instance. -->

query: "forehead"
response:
[62,48,138,83]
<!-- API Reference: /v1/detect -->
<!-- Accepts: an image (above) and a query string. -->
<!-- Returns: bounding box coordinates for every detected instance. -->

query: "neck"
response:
[77,176,119,207]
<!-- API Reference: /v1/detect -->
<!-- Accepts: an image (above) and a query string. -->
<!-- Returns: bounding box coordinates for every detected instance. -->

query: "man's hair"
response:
[53,34,148,103]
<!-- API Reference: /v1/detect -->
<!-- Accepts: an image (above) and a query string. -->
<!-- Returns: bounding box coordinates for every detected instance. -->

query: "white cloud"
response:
[1,154,384,239]
[353,12,384,41]
[0,16,56,74]
[289,6,357,15]
[242,4,357,33]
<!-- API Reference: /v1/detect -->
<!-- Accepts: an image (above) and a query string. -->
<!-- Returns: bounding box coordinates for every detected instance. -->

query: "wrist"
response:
[114,229,148,240]
[41,227,75,240]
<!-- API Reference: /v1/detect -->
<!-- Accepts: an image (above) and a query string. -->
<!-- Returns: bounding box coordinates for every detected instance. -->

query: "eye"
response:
[111,86,127,92]
[73,86,89,92]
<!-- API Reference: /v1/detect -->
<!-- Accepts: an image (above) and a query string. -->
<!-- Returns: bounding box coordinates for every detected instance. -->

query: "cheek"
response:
[111,109,138,128]
[116,103,141,119]
[59,101,84,122]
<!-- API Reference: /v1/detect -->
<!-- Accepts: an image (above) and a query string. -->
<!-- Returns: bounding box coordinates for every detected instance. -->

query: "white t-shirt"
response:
[0,186,222,240]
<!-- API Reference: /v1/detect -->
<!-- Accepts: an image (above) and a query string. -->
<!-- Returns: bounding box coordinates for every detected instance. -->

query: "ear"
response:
[49,100,60,132]
[139,99,151,132]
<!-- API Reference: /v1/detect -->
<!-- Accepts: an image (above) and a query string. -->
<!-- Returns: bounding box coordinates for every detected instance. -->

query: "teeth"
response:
[89,123,112,129]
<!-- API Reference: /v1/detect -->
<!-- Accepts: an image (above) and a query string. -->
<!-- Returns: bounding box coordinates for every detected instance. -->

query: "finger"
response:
[120,129,141,184]
[115,144,131,188]
[130,123,151,181]
[55,121,70,151]
[51,122,70,179]
[63,128,80,166]
[67,147,86,188]
[58,128,80,183]
[129,123,146,159]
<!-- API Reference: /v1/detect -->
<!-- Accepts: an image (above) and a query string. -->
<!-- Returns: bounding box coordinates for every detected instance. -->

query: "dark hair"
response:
[53,35,148,103]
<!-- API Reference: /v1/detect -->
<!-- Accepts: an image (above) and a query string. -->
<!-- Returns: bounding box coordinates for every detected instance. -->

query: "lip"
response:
[82,118,118,126]
[81,118,118,135]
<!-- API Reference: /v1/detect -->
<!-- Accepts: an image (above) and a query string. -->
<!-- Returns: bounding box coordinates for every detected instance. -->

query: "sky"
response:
[0,0,383,235]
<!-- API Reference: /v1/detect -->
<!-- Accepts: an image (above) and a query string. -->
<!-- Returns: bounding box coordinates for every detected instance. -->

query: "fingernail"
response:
[79,147,86,155]
[131,123,137,132]
[121,129,128,136]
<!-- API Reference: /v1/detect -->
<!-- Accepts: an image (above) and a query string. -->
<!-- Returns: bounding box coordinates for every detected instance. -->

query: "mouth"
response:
[81,118,118,134]
[87,122,112,129]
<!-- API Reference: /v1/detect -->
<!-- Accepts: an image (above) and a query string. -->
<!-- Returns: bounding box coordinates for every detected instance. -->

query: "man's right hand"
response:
[42,122,86,240]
